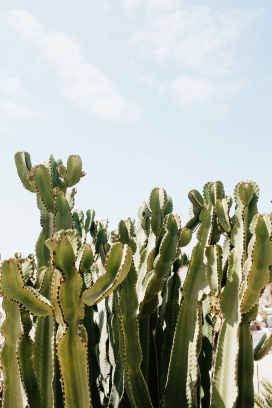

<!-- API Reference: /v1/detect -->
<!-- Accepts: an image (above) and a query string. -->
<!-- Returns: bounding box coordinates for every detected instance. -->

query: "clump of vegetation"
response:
[0,151,272,407]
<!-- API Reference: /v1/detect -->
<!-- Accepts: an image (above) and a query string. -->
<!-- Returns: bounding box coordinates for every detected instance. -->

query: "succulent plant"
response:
[0,153,271,408]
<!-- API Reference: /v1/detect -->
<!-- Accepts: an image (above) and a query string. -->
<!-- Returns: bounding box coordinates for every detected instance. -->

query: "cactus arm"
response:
[73,209,85,242]
[76,244,95,273]
[17,309,43,407]
[211,182,260,408]
[136,233,156,302]
[34,165,55,212]
[96,305,111,401]
[139,214,179,310]
[240,214,272,313]
[205,245,222,296]
[34,171,55,406]
[64,155,84,187]
[198,297,213,408]
[164,196,213,407]
[119,263,153,408]
[51,268,64,325]
[48,155,66,192]
[216,197,232,234]
[36,209,54,268]
[52,231,92,408]
[33,268,54,408]
[85,209,95,232]
[210,185,244,408]
[185,205,201,232]
[54,192,73,231]
[1,298,26,408]
[210,253,241,408]
[146,311,159,407]
[148,188,167,236]
[254,333,272,361]
[160,271,181,395]
[236,322,254,408]
[33,315,54,408]
[1,259,53,317]
[81,243,132,306]
[108,352,124,408]
[111,220,137,254]
[188,189,204,208]
[82,305,102,408]
[14,151,35,192]
[178,227,192,247]
[211,316,239,408]
[107,291,125,408]
[57,326,91,408]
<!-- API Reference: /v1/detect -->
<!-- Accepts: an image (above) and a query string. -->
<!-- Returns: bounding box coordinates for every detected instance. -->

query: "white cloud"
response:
[122,0,141,10]
[0,101,45,120]
[171,76,250,110]
[171,76,212,105]
[123,0,177,11]
[8,10,141,121]
[127,4,262,112]
[149,0,177,10]
[128,6,254,66]
[0,72,28,97]
[129,61,155,87]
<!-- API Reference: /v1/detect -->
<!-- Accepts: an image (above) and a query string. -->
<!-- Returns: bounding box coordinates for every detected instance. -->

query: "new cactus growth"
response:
[0,152,271,408]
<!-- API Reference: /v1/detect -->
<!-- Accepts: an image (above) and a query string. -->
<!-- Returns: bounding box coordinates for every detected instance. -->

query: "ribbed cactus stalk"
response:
[164,181,225,407]
[211,182,272,408]
[0,152,271,408]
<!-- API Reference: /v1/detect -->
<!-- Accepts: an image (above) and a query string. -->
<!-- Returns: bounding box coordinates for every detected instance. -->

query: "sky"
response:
[0,0,272,260]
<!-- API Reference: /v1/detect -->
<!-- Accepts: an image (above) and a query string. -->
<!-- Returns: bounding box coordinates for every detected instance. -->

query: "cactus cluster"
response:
[0,152,271,408]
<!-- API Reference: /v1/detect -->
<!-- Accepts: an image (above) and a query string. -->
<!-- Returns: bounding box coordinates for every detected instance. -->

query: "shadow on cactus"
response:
[0,152,271,408]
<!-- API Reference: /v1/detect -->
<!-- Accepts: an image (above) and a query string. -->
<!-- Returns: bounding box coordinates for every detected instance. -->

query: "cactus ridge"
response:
[1,152,272,407]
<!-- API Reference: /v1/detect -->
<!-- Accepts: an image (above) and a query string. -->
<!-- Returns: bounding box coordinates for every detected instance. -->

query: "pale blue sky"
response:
[0,0,271,259]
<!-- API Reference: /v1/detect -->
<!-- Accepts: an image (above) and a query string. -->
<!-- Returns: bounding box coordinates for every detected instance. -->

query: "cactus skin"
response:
[254,333,272,361]
[1,298,26,408]
[159,268,182,395]
[81,242,132,306]
[164,181,225,408]
[1,259,53,317]
[50,230,92,408]
[1,152,271,408]
[119,263,153,408]
[198,297,213,408]
[17,309,43,407]
[211,183,272,408]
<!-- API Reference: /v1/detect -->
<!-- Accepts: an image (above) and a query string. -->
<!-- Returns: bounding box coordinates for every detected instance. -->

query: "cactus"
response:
[0,152,271,408]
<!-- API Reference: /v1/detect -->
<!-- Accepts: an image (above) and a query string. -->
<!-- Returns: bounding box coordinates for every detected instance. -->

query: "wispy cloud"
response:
[127,4,262,112]
[0,100,46,120]
[171,76,251,109]
[123,0,178,11]
[8,10,141,121]
[129,61,155,88]
[122,0,141,11]
[0,71,28,97]
[128,6,254,66]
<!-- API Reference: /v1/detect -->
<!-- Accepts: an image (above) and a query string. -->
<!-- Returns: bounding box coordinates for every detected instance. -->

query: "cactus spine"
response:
[0,152,271,408]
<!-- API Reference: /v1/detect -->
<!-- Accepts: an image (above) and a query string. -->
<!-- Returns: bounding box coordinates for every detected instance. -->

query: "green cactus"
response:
[164,181,225,408]
[1,151,272,408]
[211,182,272,408]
